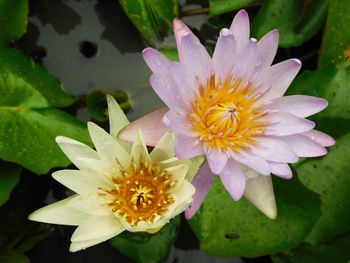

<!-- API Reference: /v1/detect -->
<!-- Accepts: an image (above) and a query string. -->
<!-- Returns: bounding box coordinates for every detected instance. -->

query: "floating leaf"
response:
[0,48,91,174]
[209,0,258,16]
[251,0,328,47]
[0,0,28,46]
[110,216,180,263]
[189,175,321,258]
[0,48,74,107]
[319,0,350,68]
[119,0,178,46]
[271,232,350,263]
[287,62,350,245]
[0,161,21,207]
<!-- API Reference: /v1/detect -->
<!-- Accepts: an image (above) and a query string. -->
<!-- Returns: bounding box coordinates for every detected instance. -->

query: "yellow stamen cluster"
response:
[189,76,267,152]
[99,157,174,226]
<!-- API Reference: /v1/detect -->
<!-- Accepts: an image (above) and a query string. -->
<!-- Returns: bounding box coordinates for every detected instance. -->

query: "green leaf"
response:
[189,175,321,258]
[287,63,350,245]
[0,250,29,263]
[271,232,350,263]
[119,0,178,46]
[0,0,28,46]
[160,49,179,62]
[293,131,350,245]
[110,216,180,263]
[0,48,74,107]
[87,89,130,122]
[251,0,328,47]
[319,0,350,68]
[209,0,258,16]
[0,161,21,207]
[287,63,350,120]
[0,50,91,174]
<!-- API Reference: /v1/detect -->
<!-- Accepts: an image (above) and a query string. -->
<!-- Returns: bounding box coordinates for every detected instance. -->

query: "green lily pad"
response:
[110,216,180,263]
[0,161,21,207]
[119,0,178,46]
[287,63,350,245]
[0,48,91,175]
[189,175,321,258]
[0,0,28,46]
[319,0,350,68]
[0,48,74,107]
[251,0,328,47]
[208,0,258,16]
[271,232,350,263]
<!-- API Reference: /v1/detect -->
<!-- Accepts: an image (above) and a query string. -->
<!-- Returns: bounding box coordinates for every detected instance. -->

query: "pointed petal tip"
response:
[236,9,248,18]
[185,209,194,220]
[55,136,65,143]
[292,58,302,66]
[173,18,184,30]
[265,208,277,220]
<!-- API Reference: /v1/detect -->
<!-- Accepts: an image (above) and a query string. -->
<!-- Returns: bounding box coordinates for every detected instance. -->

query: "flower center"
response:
[99,157,174,226]
[189,76,267,152]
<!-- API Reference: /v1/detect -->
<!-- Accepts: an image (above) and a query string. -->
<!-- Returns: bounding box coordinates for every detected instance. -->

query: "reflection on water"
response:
[26,0,164,121]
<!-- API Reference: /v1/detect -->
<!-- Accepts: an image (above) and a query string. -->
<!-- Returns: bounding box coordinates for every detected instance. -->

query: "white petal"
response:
[253,136,298,163]
[171,180,196,216]
[229,9,250,52]
[261,112,315,136]
[268,162,292,179]
[70,232,119,252]
[142,47,172,74]
[28,195,89,226]
[71,215,124,243]
[165,163,188,187]
[119,108,170,147]
[186,155,206,182]
[280,134,327,157]
[106,94,132,152]
[52,169,113,195]
[150,132,175,163]
[219,160,246,201]
[67,194,111,216]
[244,174,277,219]
[256,29,279,71]
[131,129,152,165]
[55,136,99,171]
[180,33,211,85]
[88,122,130,171]
[302,129,335,147]
[255,59,302,105]
[264,95,328,118]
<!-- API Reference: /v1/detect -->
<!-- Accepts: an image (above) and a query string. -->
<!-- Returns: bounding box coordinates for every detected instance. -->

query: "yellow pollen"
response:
[101,157,175,226]
[190,76,267,152]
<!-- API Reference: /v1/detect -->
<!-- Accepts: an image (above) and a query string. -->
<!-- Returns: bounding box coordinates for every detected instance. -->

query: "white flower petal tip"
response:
[303,130,336,147]
[244,174,277,220]
[142,48,172,74]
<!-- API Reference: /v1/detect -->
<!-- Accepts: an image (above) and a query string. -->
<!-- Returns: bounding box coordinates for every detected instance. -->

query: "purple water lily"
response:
[120,10,335,219]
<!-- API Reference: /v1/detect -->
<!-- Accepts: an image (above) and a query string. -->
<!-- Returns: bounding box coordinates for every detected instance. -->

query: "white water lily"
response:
[28,95,195,252]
